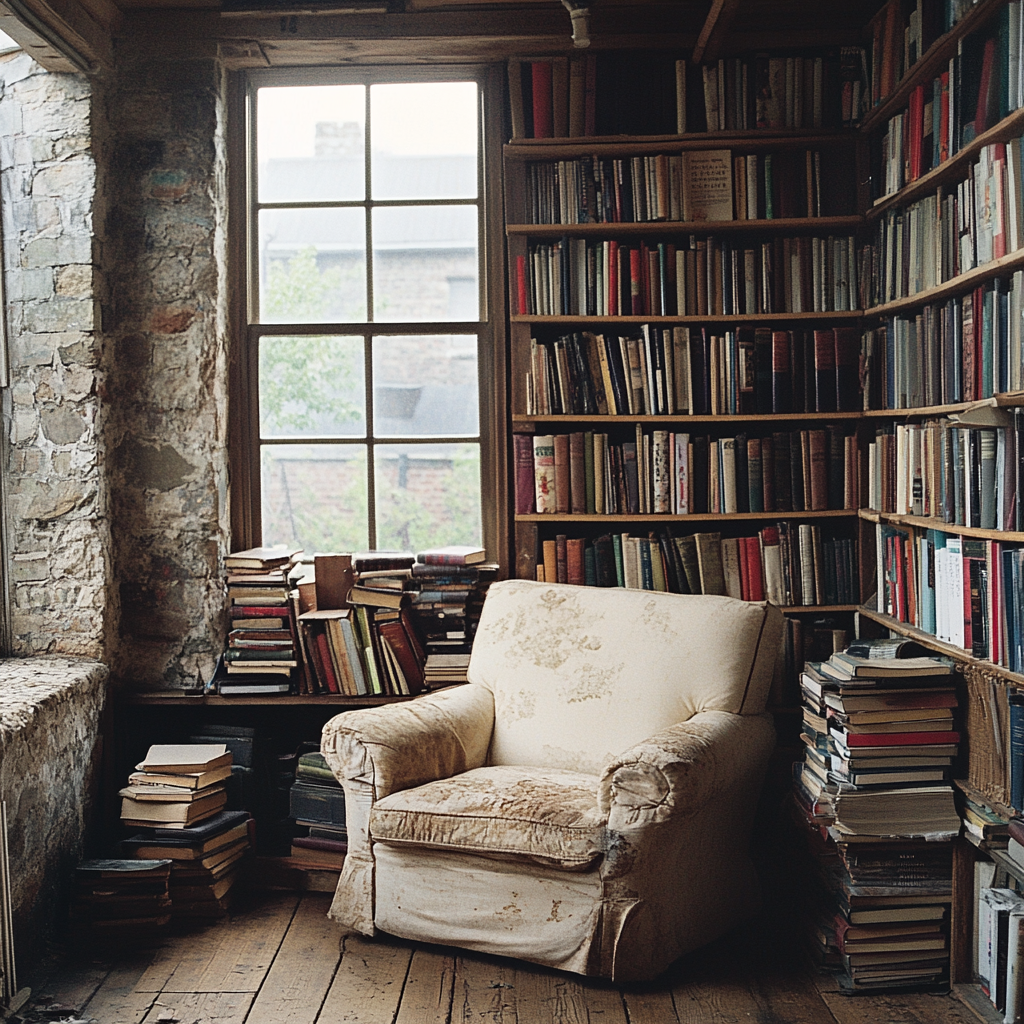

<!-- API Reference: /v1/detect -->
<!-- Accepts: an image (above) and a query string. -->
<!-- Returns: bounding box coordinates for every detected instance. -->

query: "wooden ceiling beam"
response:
[691,0,740,65]
[0,0,118,72]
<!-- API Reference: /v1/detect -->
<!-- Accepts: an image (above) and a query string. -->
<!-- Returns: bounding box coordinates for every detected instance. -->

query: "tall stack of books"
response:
[120,745,233,830]
[70,859,172,938]
[219,545,301,696]
[793,639,961,993]
[123,810,251,919]
[289,752,347,870]
[409,546,497,686]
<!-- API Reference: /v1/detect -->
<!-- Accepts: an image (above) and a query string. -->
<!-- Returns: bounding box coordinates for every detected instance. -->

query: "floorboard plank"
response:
[451,952,518,1024]
[670,940,765,1024]
[317,933,414,1024]
[620,988,679,1024]
[393,948,455,1024]
[513,961,627,1024]
[140,991,255,1024]
[819,990,979,1024]
[160,892,300,994]
[134,922,231,993]
[246,895,342,1024]
[35,961,111,1012]
[80,954,161,1024]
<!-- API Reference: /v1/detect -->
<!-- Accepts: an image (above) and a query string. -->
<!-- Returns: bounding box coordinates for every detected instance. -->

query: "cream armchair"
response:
[321,580,783,982]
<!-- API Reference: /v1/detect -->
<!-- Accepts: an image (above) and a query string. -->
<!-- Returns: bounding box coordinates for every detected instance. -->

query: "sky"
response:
[257,81,478,161]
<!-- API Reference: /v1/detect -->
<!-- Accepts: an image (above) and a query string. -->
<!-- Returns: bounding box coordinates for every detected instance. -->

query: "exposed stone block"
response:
[40,405,86,445]
[119,438,195,490]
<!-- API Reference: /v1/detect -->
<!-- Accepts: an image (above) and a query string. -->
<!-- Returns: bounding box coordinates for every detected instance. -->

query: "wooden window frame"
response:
[226,64,508,568]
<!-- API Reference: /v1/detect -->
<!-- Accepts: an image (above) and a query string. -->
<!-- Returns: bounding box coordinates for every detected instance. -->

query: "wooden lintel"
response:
[692,0,740,65]
[0,0,115,72]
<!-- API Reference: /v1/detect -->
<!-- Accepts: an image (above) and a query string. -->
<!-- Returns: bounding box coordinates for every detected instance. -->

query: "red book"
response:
[378,619,425,696]
[839,730,960,747]
[230,605,291,618]
[834,327,860,412]
[315,631,340,694]
[737,537,750,600]
[516,254,529,315]
[565,538,585,585]
[531,61,553,138]
[974,36,996,137]
[514,434,535,514]
[771,331,792,413]
[744,537,764,601]
[629,249,642,315]
[993,144,1007,260]
[812,329,837,413]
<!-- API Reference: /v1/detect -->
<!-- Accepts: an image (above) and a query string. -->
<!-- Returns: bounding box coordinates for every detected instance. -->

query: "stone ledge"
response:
[0,655,107,972]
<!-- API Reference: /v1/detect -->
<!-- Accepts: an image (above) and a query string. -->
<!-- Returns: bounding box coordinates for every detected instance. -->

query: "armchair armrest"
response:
[598,710,773,831]
[321,682,495,799]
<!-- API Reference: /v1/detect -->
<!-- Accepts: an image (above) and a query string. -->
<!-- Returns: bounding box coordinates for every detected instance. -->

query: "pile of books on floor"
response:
[217,545,301,696]
[119,745,251,917]
[793,638,960,993]
[976,884,1024,1020]
[70,859,172,938]
[297,547,496,695]
[289,751,347,870]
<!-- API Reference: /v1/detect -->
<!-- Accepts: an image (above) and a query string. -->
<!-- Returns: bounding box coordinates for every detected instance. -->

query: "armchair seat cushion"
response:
[369,765,605,871]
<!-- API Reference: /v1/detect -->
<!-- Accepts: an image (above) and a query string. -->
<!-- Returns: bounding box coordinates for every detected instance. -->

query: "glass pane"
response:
[374,443,481,551]
[262,444,368,552]
[257,84,365,203]
[370,82,477,200]
[259,208,367,324]
[259,336,366,438]
[372,335,478,437]
[372,205,478,322]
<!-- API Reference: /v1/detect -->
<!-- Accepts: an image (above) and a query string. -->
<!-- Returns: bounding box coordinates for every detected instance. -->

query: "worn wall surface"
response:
[0,657,107,970]
[0,52,109,658]
[98,54,230,689]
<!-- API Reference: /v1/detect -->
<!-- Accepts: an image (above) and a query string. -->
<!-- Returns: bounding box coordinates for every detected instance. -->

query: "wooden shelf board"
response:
[503,130,855,160]
[864,249,1024,319]
[857,509,1024,543]
[511,311,862,325]
[512,411,865,424]
[868,107,1024,221]
[507,216,863,237]
[859,0,1006,134]
[123,692,416,707]
[780,604,859,613]
[517,509,857,522]
[857,606,1024,688]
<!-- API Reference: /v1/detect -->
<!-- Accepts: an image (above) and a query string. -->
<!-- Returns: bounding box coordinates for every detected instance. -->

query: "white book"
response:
[947,536,965,649]
[721,437,737,514]
[674,433,690,515]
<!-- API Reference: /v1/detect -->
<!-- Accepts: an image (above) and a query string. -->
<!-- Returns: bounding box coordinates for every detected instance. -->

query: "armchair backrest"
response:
[467,581,784,774]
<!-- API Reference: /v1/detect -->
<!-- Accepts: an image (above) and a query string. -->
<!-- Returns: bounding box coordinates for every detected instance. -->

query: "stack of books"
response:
[219,545,301,696]
[289,752,347,870]
[123,810,251,919]
[119,745,233,830]
[70,859,172,937]
[793,638,960,993]
[408,546,497,685]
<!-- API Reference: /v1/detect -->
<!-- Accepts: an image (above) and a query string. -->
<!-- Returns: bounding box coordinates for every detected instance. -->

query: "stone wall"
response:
[0,657,107,970]
[0,52,109,659]
[97,54,230,689]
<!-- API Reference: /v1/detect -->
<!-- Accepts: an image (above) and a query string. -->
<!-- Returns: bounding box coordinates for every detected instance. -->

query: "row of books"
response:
[866,139,1024,308]
[521,147,852,226]
[977,879,1024,1019]
[534,525,857,608]
[523,327,862,419]
[861,273,1024,409]
[865,416,1024,532]
[868,0,972,113]
[871,1,1024,199]
[874,522,1024,672]
[516,233,861,318]
[508,49,863,142]
[794,640,959,992]
[517,427,859,518]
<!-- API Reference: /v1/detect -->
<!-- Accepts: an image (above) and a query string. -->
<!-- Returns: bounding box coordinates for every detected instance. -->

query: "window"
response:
[240,68,502,556]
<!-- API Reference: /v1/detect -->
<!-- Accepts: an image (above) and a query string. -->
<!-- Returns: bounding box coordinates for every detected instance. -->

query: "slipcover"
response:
[322,580,783,981]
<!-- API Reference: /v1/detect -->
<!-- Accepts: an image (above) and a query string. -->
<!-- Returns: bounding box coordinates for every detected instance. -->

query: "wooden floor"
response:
[27,890,988,1024]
